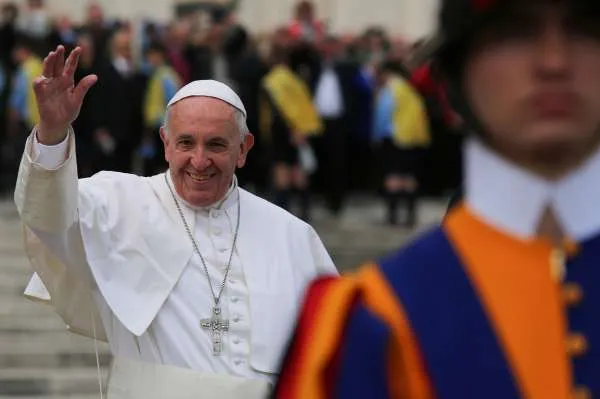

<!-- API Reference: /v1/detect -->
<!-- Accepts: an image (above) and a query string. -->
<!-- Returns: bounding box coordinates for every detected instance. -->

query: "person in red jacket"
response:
[410,62,462,129]
[287,1,325,44]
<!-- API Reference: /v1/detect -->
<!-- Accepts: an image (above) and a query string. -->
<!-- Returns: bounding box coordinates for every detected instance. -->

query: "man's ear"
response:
[160,126,170,162]
[237,133,255,168]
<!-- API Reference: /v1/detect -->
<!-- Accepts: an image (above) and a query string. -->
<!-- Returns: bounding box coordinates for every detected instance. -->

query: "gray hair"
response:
[162,105,250,139]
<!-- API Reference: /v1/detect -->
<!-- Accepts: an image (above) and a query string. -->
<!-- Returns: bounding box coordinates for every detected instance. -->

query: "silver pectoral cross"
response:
[200,307,230,356]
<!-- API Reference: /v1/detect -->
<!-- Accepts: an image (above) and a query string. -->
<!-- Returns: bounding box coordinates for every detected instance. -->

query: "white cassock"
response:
[14,129,338,398]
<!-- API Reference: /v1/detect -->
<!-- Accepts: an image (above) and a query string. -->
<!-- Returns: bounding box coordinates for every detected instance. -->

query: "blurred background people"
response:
[372,61,431,226]
[141,41,181,176]
[0,0,463,227]
[93,28,145,173]
[3,34,42,192]
[72,32,101,178]
[260,44,322,221]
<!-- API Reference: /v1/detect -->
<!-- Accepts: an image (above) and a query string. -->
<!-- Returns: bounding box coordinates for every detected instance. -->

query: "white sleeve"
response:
[31,130,70,170]
[15,130,96,287]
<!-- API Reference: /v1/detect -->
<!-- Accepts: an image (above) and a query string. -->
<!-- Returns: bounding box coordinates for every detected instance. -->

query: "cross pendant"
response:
[200,307,230,356]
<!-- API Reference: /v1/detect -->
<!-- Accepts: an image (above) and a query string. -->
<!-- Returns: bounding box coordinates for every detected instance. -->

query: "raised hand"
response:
[34,45,98,145]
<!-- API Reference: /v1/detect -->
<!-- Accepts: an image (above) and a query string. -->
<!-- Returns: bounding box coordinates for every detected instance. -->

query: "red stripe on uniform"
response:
[274,276,339,398]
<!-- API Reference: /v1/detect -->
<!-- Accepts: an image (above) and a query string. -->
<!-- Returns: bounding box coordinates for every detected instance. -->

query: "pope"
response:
[14,45,337,398]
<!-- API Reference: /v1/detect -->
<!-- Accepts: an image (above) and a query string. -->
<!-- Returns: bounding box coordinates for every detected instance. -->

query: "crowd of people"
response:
[0,0,464,225]
[13,0,600,397]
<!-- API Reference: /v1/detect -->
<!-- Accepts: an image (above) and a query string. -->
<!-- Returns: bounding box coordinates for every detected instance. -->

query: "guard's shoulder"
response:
[295,274,361,331]
[305,274,352,297]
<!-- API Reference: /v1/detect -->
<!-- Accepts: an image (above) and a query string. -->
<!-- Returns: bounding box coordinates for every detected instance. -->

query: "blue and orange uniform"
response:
[273,139,600,398]
[272,0,600,397]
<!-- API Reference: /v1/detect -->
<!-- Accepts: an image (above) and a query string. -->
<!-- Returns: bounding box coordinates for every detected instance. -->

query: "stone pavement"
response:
[0,196,446,398]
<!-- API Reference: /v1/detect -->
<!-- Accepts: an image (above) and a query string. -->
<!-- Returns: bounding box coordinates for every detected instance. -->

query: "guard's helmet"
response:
[426,0,504,133]
[435,0,500,78]
[427,0,600,133]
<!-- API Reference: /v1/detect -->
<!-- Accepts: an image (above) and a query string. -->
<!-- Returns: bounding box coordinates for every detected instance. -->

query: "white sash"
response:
[106,357,273,399]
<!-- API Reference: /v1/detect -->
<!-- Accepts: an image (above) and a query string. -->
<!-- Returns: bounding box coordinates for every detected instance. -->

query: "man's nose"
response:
[534,25,570,79]
[190,146,211,170]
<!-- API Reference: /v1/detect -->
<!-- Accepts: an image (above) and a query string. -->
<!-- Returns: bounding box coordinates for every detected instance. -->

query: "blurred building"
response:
[10,0,440,40]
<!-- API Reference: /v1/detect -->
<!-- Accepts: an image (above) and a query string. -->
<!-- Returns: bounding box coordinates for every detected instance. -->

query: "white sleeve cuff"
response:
[31,130,70,170]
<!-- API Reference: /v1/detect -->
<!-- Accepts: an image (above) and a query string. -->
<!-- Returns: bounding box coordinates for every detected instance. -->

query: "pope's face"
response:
[464,1,600,174]
[161,97,254,207]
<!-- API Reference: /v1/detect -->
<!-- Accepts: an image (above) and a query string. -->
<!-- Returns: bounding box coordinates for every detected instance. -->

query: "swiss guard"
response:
[273,0,600,398]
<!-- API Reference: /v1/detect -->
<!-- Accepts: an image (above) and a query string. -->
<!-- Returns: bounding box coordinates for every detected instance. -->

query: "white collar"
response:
[465,138,600,242]
[166,172,239,213]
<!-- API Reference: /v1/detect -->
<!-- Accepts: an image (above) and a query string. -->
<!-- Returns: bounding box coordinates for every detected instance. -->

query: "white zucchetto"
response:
[167,79,247,117]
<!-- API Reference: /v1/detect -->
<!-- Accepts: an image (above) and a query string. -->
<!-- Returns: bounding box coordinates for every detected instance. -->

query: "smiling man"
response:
[274,0,600,398]
[13,46,336,398]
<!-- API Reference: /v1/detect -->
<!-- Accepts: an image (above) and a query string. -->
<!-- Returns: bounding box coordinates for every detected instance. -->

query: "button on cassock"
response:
[563,283,584,306]
[566,333,589,357]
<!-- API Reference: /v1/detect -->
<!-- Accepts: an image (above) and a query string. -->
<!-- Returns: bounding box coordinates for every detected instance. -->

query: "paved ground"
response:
[0,196,446,397]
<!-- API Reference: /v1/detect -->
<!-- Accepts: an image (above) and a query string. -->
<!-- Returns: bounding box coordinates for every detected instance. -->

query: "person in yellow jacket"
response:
[8,35,42,131]
[6,34,42,191]
[259,44,323,221]
[141,42,181,176]
[371,61,431,226]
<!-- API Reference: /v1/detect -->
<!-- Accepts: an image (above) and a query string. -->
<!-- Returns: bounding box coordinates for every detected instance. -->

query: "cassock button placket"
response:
[558,244,589,397]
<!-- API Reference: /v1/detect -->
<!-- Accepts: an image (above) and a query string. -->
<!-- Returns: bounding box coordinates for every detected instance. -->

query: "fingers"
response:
[32,76,46,97]
[63,47,82,78]
[73,74,98,104]
[42,50,56,78]
[33,75,47,88]
[53,45,65,77]
[42,45,66,78]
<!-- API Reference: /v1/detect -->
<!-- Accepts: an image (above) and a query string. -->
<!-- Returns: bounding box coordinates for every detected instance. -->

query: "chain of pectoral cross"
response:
[165,173,241,355]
